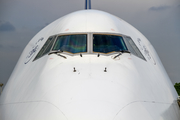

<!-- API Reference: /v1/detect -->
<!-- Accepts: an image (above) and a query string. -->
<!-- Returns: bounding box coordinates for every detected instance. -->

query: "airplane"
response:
[0,0,180,120]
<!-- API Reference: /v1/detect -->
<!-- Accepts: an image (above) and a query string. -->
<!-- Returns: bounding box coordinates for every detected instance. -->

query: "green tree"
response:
[174,83,180,96]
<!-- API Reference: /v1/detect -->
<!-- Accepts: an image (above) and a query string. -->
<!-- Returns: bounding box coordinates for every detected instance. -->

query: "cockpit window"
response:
[52,34,87,54]
[33,33,146,62]
[123,36,146,60]
[34,36,56,61]
[93,34,128,53]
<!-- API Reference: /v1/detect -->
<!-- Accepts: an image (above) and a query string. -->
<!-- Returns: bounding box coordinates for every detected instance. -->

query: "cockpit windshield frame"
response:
[92,34,128,54]
[33,35,57,61]
[33,32,146,62]
[51,34,88,54]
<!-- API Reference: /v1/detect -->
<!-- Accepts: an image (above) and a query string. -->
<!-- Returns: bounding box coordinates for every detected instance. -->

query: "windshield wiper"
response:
[114,50,130,59]
[48,49,67,59]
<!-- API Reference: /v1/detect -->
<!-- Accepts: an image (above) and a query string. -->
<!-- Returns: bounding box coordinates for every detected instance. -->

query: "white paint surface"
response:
[0,10,179,120]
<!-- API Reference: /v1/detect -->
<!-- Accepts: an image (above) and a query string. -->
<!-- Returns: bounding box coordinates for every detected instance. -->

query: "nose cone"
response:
[41,79,135,120]
[35,55,144,120]
[62,100,117,120]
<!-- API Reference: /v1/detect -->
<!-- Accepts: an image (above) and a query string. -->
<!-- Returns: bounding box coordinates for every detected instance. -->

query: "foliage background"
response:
[174,83,180,96]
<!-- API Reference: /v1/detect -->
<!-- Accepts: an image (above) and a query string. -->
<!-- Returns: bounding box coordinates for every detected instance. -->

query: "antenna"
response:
[85,0,91,9]
[89,0,91,9]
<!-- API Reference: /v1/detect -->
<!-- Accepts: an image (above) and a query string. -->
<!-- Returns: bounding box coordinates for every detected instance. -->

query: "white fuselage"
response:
[0,10,179,120]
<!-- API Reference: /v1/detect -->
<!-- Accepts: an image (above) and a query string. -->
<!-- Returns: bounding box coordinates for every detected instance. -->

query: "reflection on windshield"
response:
[52,34,87,54]
[93,35,128,53]
[34,36,56,61]
[124,36,145,60]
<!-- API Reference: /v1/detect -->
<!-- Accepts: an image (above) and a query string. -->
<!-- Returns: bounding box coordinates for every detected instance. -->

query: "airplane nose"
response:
[40,79,137,120]
[37,56,150,120]
[60,100,118,120]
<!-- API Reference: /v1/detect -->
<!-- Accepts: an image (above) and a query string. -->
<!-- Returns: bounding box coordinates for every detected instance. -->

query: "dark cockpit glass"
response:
[34,36,56,61]
[52,34,87,54]
[33,33,146,62]
[93,34,128,53]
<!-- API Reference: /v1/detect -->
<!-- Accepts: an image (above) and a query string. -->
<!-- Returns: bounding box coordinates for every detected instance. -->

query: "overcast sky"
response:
[0,0,180,87]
